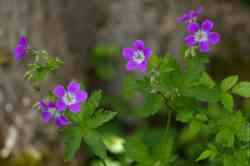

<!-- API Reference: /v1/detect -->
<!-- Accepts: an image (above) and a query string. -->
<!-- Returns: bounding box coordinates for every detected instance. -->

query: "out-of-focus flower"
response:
[39,100,69,127]
[53,81,88,113]
[177,6,203,24]
[103,135,125,154]
[13,36,29,60]
[122,40,152,73]
[184,19,220,53]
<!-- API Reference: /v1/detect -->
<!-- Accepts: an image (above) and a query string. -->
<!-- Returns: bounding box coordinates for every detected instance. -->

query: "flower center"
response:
[53,109,61,117]
[133,50,145,64]
[63,92,76,105]
[195,30,208,42]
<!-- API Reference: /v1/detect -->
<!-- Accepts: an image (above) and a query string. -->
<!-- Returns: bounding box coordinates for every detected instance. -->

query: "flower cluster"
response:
[15,6,221,130]
[13,35,29,60]
[122,40,152,73]
[177,6,221,53]
[38,81,88,127]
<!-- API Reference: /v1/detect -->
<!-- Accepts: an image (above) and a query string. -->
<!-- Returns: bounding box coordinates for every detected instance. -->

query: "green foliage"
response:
[22,43,250,165]
[176,109,194,123]
[87,110,118,129]
[62,90,117,162]
[182,86,221,102]
[125,137,153,165]
[83,129,107,159]
[196,150,214,162]
[91,45,121,81]
[80,90,103,122]
[220,75,239,91]
[24,50,63,90]
[63,127,82,161]
[215,129,235,148]
[221,92,234,112]
[134,94,163,117]
[232,81,250,97]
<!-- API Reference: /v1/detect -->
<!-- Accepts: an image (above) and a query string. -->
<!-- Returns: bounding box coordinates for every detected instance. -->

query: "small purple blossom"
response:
[122,40,152,73]
[13,36,29,61]
[39,100,69,127]
[184,19,220,53]
[177,6,203,24]
[53,81,88,113]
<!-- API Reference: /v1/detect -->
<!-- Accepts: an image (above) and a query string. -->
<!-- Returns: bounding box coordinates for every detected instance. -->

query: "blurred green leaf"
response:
[182,86,221,103]
[199,73,215,88]
[81,90,102,122]
[148,55,160,71]
[196,150,214,162]
[63,127,82,161]
[87,110,117,129]
[215,129,235,148]
[221,92,234,112]
[220,75,238,91]
[176,110,194,123]
[236,123,250,142]
[125,137,153,165]
[232,82,250,97]
[135,94,163,118]
[83,129,107,159]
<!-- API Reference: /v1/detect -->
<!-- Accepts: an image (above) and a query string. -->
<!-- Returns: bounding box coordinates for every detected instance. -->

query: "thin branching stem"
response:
[157,91,175,166]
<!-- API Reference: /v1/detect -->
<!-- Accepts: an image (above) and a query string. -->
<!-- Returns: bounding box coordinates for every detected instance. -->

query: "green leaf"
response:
[81,90,102,121]
[220,75,239,91]
[236,123,250,142]
[199,73,215,88]
[135,94,163,118]
[215,129,235,148]
[125,137,152,165]
[159,56,179,74]
[221,92,234,112]
[87,110,117,129]
[136,76,151,92]
[83,129,107,159]
[63,127,82,161]
[182,86,220,102]
[232,82,250,97]
[223,155,235,166]
[148,54,160,71]
[176,110,194,123]
[196,150,214,162]
[195,113,208,122]
[185,120,203,138]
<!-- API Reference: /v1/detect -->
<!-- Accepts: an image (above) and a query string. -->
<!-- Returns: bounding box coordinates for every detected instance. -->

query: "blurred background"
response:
[1,0,250,165]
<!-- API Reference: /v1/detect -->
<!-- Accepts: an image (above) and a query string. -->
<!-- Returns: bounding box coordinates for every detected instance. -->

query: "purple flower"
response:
[39,100,69,127]
[122,40,152,73]
[13,36,29,61]
[53,81,88,113]
[184,19,220,53]
[177,6,203,24]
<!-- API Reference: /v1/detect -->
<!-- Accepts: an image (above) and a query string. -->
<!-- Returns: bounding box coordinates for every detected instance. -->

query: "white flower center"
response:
[133,50,145,64]
[63,92,76,105]
[195,30,208,42]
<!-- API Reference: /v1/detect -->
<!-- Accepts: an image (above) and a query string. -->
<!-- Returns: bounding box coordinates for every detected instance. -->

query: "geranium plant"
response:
[13,6,250,166]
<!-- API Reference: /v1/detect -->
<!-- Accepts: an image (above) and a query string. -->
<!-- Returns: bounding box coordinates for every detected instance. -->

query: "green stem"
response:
[158,92,174,166]
[101,159,107,166]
